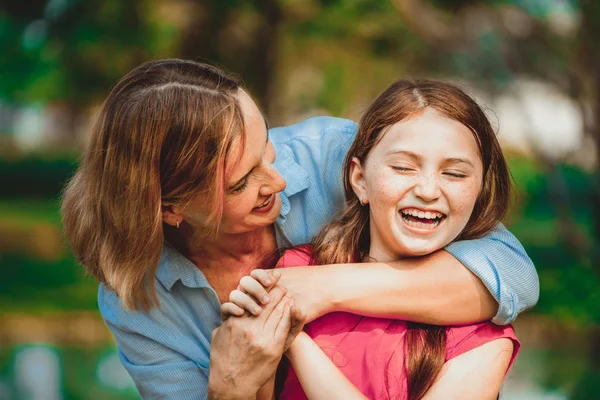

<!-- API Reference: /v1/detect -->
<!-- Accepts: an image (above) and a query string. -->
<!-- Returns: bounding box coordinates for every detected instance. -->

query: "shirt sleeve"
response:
[446,322,521,374]
[269,117,359,244]
[444,223,540,325]
[110,324,210,399]
[99,285,211,399]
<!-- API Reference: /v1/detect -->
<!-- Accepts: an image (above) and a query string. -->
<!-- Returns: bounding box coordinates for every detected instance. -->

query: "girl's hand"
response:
[221,269,282,319]
[221,266,333,324]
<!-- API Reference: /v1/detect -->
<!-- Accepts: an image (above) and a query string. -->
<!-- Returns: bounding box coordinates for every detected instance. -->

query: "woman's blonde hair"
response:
[62,59,244,311]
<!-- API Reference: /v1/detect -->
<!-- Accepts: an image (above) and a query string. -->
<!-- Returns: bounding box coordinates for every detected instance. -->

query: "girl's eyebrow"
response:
[386,150,476,169]
[442,157,475,168]
[386,149,422,161]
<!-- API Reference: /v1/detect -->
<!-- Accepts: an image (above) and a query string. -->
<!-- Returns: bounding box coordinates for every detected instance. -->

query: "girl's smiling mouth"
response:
[400,207,447,231]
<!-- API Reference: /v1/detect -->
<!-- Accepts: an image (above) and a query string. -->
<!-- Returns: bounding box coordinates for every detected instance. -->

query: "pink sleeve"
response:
[275,245,313,269]
[445,322,521,374]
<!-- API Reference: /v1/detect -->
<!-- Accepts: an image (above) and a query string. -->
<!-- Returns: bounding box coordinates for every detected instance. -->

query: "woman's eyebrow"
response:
[228,118,270,190]
[264,117,270,144]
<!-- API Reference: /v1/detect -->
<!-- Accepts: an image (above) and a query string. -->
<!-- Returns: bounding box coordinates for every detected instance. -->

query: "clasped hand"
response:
[209,270,307,397]
[220,269,306,352]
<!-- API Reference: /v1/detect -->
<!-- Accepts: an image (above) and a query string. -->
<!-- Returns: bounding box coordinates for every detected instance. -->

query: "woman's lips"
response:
[252,194,276,214]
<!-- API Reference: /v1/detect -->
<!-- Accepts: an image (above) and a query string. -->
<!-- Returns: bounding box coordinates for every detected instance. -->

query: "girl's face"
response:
[183,90,286,235]
[350,108,484,262]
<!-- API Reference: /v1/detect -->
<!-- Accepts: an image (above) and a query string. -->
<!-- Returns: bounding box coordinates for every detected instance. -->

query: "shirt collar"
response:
[156,243,213,291]
[272,144,310,217]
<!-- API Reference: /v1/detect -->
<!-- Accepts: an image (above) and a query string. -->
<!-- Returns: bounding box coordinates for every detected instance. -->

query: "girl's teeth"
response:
[401,209,443,220]
[402,215,440,230]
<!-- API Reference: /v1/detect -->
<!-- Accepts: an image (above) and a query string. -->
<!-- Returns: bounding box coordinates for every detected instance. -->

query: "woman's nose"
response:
[413,174,441,202]
[259,162,286,196]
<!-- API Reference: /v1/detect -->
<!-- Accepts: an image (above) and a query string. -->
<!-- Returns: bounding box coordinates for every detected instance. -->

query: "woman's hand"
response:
[208,286,294,398]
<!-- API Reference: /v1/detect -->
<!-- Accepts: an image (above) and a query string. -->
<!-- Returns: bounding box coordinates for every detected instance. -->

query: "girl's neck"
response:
[366,242,404,264]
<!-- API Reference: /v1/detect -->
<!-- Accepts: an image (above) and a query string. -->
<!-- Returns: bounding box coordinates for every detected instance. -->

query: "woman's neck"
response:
[168,225,279,303]
[181,225,276,263]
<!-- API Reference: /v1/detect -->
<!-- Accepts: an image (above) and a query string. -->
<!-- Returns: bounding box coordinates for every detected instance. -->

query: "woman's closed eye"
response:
[229,177,249,194]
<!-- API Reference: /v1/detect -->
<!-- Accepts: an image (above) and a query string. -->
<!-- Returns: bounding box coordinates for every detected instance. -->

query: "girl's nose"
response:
[413,174,441,202]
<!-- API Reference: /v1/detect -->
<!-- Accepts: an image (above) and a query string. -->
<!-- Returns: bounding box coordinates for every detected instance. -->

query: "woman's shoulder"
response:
[275,245,314,268]
[269,117,357,145]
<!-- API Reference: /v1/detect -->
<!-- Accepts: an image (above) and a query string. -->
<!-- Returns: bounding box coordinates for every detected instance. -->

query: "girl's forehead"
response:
[377,112,475,150]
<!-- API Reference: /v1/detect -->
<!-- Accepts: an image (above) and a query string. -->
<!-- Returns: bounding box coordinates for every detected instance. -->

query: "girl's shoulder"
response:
[276,245,314,268]
[445,322,520,368]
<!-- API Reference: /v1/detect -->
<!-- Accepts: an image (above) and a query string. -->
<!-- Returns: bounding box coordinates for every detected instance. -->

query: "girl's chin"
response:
[395,236,448,257]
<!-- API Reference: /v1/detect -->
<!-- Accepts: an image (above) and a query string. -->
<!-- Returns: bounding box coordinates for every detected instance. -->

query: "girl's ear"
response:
[349,157,369,205]
[161,204,183,227]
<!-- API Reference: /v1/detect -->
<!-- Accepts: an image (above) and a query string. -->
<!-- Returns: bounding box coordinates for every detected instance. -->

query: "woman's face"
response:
[350,108,484,262]
[184,90,286,235]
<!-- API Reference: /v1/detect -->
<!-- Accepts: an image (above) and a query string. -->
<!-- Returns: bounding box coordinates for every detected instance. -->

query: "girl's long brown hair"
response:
[311,79,511,399]
[61,59,244,311]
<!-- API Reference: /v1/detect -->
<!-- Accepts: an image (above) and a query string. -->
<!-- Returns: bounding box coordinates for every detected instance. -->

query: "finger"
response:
[273,299,292,346]
[264,293,292,333]
[220,302,245,320]
[239,276,271,305]
[229,289,262,316]
[256,285,287,323]
[250,269,281,289]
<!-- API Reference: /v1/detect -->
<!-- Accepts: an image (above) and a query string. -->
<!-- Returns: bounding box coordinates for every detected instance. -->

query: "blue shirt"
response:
[99,116,539,399]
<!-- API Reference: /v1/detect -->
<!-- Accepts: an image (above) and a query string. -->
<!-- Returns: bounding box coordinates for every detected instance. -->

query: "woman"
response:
[61,59,537,398]
[226,79,520,399]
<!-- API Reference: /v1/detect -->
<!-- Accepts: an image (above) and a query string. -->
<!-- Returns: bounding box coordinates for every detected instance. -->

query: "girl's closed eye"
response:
[391,165,416,172]
[443,170,467,178]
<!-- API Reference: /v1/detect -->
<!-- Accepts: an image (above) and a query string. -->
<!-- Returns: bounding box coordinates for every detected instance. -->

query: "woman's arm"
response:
[286,332,367,400]
[278,225,537,326]
[232,225,537,326]
[423,338,514,399]
[277,249,497,325]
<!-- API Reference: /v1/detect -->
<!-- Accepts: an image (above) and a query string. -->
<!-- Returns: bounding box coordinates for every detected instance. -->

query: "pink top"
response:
[276,246,520,400]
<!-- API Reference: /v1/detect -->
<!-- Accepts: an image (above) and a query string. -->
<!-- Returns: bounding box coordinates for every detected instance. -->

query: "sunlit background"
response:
[0,0,598,399]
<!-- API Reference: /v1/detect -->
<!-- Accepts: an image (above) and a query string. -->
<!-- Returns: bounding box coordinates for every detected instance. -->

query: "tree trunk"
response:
[177,0,282,114]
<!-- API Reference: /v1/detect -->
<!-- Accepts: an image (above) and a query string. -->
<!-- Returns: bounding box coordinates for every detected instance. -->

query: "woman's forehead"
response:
[225,91,268,182]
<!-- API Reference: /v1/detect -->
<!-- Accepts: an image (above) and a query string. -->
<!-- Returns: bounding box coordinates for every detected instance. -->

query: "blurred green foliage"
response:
[0,0,599,398]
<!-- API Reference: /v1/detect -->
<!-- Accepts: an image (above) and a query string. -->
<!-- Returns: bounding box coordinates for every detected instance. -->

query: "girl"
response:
[225,79,520,399]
